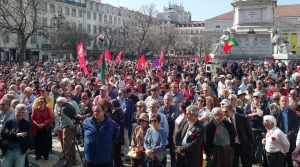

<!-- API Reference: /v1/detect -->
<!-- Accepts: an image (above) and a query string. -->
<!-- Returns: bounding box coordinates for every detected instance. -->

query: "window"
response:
[30,35,36,44]
[181,30,183,34]
[42,18,47,26]
[98,5,102,11]
[2,0,8,4]
[118,18,121,25]
[58,6,62,14]
[42,3,47,11]
[87,12,91,19]
[65,7,69,15]
[109,7,112,13]
[114,17,117,25]
[50,4,55,13]
[86,2,90,9]
[78,10,82,17]
[72,8,76,17]
[99,14,102,22]
[72,22,76,29]
[78,23,82,29]
[215,25,220,28]
[93,3,97,10]
[196,30,198,34]
[87,24,91,33]
[93,25,97,34]
[99,26,102,33]
[109,16,112,23]
[104,15,107,23]
[93,13,96,20]
[191,30,193,34]
[3,35,9,43]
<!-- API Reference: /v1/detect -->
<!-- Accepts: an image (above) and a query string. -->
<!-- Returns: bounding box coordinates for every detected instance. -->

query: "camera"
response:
[73,115,82,124]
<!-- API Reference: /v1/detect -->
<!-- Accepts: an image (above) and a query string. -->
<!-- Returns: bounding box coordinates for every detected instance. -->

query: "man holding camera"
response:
[56,97,78,167]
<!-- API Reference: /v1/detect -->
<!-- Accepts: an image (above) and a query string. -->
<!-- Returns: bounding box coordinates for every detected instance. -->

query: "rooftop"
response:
[207,4,300,21]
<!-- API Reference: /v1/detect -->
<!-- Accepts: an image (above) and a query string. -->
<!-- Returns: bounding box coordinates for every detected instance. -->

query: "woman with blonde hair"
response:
[205,96,214,112]
[131,101,147,132]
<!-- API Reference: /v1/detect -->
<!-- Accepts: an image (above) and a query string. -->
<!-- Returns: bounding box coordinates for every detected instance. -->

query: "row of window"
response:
[177,23,205,27]
[2,35,36,44]
[42,3,83,17]
[179,29,203,34]
[86,12,125,25]
[86,2,134,18]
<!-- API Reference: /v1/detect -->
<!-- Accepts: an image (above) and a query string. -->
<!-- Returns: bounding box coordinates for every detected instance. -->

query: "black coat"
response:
[0,118,31,156]
[175,120,205,167]
[204,119,235,157]
[271,108,299,149]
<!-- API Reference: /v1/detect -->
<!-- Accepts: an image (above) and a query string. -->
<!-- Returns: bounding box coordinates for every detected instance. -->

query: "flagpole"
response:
[238,45,246,57]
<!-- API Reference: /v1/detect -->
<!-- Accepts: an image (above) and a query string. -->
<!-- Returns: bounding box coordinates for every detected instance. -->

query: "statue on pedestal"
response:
[272,28,290,54]
[211,30,230,54]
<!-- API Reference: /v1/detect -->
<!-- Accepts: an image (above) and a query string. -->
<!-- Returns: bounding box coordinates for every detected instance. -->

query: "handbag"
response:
[127,149,141,159]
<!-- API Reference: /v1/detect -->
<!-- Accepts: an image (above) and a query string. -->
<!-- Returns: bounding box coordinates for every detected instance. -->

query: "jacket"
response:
[0,118,31,156]
[292,143,300,167]
[83,115,120,165]
[119,98,135,130]
[175,120,205,167]
[60,103,77,129]
[271,107,299,148]
[31,106,53,135]
[244,102,267,129]
[205,119,235,157]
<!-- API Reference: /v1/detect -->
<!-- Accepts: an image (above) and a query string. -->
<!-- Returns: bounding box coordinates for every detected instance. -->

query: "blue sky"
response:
[101,0,298,21]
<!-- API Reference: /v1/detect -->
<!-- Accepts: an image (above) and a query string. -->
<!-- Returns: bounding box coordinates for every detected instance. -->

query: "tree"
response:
[0,0,48,66]
[49,23,92,60]
[128,3,158,57]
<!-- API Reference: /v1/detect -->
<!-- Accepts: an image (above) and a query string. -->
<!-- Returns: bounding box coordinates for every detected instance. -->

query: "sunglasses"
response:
[65,95,72,97]
[38,102,45,104]
[150,120,157,123]
[253,96,260,98]
[137,105,143,108]
[82,98,88,100]
[273,98,279,101]
[139,120,147,123]
[151,89,157,92]
[197,100,204,102]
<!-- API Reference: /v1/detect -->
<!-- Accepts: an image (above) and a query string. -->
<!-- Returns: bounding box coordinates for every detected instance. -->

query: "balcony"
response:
[55,0,86,8]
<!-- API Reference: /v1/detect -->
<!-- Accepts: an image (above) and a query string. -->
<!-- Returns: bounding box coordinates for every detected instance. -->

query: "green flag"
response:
[100,53,106,84]
[223,38,239,52]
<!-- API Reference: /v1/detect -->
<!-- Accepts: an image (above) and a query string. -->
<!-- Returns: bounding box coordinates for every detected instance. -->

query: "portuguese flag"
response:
[223,38,238,52]
[204,48,212,63]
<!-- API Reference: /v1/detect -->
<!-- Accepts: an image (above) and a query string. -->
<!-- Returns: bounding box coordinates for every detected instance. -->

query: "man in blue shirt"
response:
[107,82,117,100]
[271,96,299,167]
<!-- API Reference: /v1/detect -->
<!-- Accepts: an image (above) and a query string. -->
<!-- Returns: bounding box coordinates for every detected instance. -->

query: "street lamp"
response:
[120,24,128,59]
[52,12,65,60]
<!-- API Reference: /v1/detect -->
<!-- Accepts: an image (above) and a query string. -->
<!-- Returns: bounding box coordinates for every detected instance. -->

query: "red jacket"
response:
[31,106,53,135]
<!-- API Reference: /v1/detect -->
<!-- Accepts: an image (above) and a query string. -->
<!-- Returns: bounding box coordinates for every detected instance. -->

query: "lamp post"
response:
[120,24,128,59]
[52,12,65,60]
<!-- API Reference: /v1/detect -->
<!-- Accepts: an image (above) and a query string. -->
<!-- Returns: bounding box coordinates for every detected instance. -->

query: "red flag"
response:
[98,54,102,68]
[115,51,123,63]
[105,50,111,61]
[159,45,164,75]
[77,42,90,75]
[137,54,146,71]
[205,54,212,63]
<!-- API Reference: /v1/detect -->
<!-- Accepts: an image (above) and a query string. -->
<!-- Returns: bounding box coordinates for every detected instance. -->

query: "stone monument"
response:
[211,0,297,62]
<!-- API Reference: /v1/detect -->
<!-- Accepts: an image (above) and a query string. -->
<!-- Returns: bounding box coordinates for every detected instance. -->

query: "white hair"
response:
[225,80,232,85]
[263,115,277,126]
[15,103,26,112]
[75,85,82,90]
[56,97,68,104]
[211,107,222,115]
[228,94,237,100]
[186,105,199,116]
[292,72,300,80]
[24,87,33,94]
[11,99,21,106]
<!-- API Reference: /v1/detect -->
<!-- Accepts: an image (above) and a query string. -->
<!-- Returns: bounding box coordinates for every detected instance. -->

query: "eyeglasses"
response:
[82,98,88,100]
[228,99,235,101]
[273,98,279,101]
[38,102,45,104]
[65,95,72,97]
[139,120,147,123]
[150,120,157,123]
[118,93,123,96]
[172,87,178,88]
[149,106,156,109]
[132,92,137,94]
[253,96,260,99]
[215,113,224,116]
[197,100,204,102]
[137,105,143,108]
[151,89,157,92]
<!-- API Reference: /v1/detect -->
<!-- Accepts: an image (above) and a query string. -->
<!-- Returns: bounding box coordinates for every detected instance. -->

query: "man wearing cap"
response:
[115,74,125,90]
[93,85,111,106]
[271,96,299,167]
[244,92,267,166]
[32,88,54,111]
[217,75,226,96]
[145,85,164,112]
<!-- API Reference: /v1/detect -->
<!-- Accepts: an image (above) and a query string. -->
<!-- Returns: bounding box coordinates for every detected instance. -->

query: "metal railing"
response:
[55,0,86,8]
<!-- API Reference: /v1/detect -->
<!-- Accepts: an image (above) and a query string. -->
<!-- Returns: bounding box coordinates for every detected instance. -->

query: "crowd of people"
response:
[0,58,300,167]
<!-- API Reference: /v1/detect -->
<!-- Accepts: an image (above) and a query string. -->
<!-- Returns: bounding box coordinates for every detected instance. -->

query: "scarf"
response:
[136,125,149,147]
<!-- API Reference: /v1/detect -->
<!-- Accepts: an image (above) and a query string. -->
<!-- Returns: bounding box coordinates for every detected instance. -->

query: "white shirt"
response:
[265,126,290,154]
[115,80,125,89]
[182,121,196,146]
[229,114,240,144]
